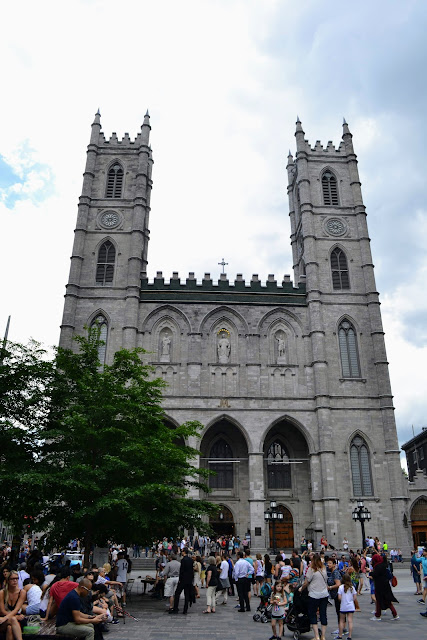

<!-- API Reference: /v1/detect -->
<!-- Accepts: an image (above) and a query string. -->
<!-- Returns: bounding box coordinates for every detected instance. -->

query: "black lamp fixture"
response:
[351,500,371,551]
[264,501,284,553]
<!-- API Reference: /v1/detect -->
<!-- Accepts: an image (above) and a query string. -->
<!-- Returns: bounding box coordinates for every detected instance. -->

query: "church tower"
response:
[286,118,408,550]
[59,113,411,552]
[60,111,153,358]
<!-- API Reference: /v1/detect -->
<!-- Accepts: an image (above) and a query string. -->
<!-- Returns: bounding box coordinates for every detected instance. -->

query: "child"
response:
[269,581,287,640]
[337,573,356,640]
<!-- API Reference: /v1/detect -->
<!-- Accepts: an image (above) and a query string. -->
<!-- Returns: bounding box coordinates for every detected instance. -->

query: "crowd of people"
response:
[0,544,132,640]
[0,535,422,640]
[150,536,404,640]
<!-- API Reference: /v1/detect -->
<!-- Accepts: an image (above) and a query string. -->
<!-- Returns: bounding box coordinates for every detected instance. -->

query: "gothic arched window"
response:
[322,171,339,205]
[90,314,108,366]
[106,163,124,198]
[338,320,360,378]
[350,435,373,496]
[209,439,234,489]
[96,241,115,285]
[331,248,350,289]
[267,441,291,489]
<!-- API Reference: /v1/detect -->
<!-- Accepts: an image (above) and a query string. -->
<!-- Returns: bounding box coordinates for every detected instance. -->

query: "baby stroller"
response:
[285,589,311,640]
[253,582,272,623]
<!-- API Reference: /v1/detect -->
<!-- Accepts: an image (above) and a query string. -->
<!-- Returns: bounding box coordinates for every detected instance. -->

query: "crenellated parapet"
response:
[140,271,307,305]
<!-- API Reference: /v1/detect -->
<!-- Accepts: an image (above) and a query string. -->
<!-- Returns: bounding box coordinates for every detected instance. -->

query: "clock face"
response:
[101,211,120,228]
[326,217,346,236]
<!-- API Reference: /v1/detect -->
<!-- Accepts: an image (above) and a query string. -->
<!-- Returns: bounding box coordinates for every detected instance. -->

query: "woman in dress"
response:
[0,570,25,640]
[253,554,264,596]
[370,554,399,621]
[299,554,329,640]
[193,555,202,599]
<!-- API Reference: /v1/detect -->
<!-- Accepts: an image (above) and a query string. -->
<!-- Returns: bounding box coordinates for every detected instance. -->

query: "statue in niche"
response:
[275,331,286,364]
[160,332,172,362]
[217,331,231,364]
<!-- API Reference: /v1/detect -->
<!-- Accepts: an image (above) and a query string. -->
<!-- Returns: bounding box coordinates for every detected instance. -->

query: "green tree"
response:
[37,328,213,564]
[0,340,54,532]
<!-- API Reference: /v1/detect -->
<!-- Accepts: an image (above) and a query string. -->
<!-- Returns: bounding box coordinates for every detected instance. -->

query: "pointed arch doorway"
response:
[269,505,294,549]
[411,498,427,547]
[210,505,235,537]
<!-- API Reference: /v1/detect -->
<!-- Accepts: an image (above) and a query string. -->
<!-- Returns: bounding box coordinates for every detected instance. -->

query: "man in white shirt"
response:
[233,552,252,612]
[116,553,129,605]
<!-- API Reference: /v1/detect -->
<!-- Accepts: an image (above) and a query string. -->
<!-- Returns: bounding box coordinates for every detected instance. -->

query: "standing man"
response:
[233,551,252,613]
[56,578,107,640]
[170,548,194,615]
[163,554,181,612]
[116,552,129,606]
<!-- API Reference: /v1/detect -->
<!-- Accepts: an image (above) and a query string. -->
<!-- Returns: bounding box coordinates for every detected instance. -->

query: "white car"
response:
[48,552,84,567]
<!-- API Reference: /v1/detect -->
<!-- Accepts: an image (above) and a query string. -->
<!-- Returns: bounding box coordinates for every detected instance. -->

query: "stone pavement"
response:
[107,565,427,640]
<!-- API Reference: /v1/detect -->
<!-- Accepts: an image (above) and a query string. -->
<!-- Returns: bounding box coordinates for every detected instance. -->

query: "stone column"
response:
[248,452,266,553]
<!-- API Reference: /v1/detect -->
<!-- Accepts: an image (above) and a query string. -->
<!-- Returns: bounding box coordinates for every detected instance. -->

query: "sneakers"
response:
[418,599,425,604]
[391,616,400,621]
[331,630,348,636]
[370,616,381,621]
[420,612,427,617]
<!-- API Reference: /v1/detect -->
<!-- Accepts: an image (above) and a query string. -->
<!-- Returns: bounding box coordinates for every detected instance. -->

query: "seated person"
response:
[0,570,26,640]
[22,571,44,615]
[45,568,78,619]
[56,578,107,640]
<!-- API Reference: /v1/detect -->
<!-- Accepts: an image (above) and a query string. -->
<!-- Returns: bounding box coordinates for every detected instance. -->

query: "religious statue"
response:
[160,334,172,361]
[276,333,286,363]
[217,333,230,363]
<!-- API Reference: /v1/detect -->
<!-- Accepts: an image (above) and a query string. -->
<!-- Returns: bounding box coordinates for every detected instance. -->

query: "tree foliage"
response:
[0,331,214,558]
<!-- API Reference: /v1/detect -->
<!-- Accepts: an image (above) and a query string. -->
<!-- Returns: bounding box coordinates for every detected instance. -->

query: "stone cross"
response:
[218,258,228,274]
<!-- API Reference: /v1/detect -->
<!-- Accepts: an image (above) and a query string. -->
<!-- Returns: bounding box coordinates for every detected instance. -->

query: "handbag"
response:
[391,575,398,587]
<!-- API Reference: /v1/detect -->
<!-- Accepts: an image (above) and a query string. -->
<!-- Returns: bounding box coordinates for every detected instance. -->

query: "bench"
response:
[26,618,78,640]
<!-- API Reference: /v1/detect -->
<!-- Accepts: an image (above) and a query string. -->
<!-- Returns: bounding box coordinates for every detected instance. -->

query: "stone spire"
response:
[141,109,151,145]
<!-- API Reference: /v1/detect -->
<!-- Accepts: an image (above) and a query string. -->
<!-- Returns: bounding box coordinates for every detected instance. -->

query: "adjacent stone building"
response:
[60,112,411,552]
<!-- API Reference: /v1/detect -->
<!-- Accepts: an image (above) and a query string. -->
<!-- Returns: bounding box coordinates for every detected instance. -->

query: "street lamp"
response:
[352,500,371,551]
[264,501,284,553]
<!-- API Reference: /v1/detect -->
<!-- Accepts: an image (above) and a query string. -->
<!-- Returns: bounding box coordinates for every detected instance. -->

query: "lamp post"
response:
[264,501,284,553]
[352,500,371,551]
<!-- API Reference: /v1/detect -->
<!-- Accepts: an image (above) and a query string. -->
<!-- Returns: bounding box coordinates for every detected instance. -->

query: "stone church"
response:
[60,111,412,552]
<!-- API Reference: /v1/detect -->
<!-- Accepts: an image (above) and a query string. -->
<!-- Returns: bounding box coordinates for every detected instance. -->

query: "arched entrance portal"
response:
[210,505,235,537]
[269,505,294,549]
[411,498,427,548]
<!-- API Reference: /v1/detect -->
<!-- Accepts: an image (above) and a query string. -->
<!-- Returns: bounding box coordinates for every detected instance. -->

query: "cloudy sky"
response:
[1,0,427,459]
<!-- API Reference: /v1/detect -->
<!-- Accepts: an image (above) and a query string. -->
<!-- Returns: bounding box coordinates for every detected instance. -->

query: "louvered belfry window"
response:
[350,435,373,496]
[96,240,115,285]
[106,163,124,198]
[322,171,339,205]
[331,248,350,289]
[339,320,360,378]
[90,314,108,366]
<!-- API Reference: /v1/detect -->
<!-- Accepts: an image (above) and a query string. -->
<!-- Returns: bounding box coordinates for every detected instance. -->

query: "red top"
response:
[50,581,79,606]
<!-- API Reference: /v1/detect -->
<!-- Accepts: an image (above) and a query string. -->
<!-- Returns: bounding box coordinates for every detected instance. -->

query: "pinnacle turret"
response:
[92,109,101,126]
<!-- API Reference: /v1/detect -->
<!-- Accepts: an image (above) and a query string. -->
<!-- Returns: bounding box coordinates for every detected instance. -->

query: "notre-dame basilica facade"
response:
[60,111,413,552]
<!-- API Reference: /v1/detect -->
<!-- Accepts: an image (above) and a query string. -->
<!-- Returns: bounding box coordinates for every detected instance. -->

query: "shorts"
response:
[256,576,264,583]
[164,576,179,597]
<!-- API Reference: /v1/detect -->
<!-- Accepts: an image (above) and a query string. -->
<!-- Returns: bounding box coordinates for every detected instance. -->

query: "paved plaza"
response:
[107,565,427,640]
